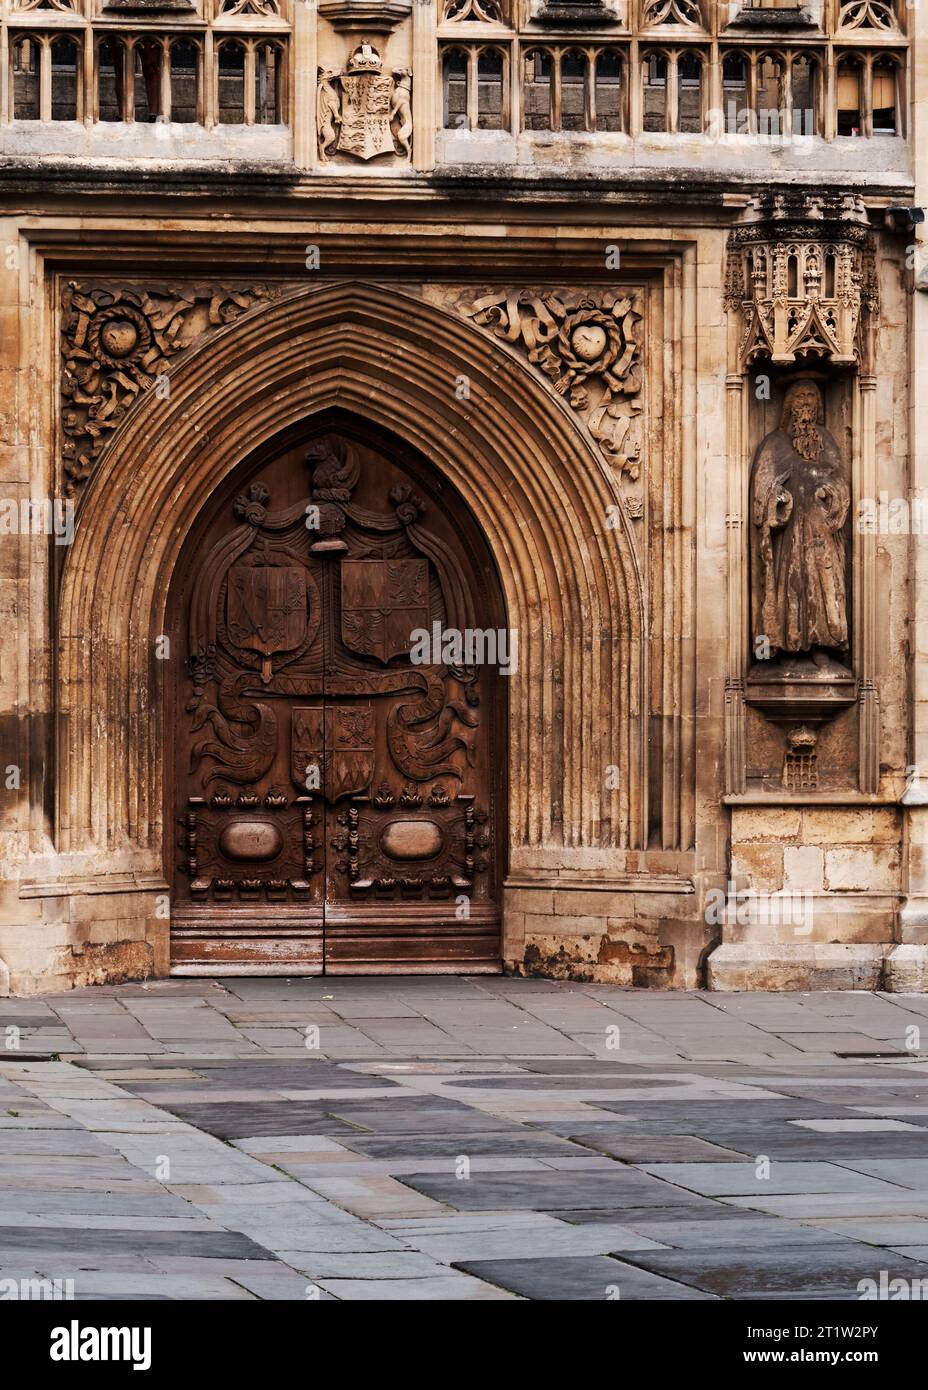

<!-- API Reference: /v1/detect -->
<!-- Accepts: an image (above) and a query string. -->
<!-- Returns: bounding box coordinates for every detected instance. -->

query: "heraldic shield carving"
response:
[317,42,413,163]
[170,431,502,974]
[341,559,429,662]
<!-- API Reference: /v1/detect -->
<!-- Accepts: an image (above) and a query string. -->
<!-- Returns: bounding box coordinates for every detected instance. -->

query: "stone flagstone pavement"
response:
[3,976,928,1300]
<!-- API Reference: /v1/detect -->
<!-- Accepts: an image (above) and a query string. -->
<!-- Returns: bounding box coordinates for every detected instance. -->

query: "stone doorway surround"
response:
[4,260,713,994]
[0,218,919,995]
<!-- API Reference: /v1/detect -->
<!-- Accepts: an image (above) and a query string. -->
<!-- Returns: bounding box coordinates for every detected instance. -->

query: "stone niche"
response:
[724,192,880,797]
[742,370,858,794]
[710,189,913,993]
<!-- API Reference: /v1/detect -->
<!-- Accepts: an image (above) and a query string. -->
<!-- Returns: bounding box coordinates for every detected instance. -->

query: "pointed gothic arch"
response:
[55,280,646,966]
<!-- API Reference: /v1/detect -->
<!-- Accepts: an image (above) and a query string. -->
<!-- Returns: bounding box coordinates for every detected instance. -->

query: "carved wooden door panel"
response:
[169,430,503,974]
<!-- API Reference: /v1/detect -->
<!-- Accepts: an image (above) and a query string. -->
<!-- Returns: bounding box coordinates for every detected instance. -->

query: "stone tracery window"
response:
[641,47,704,133]
[642,0,703,27]
[836,48,902,136]
[11,31,82,121]
[519,44,626,134]
[641,49,669,131]
[441,43,511,130]
[837,0,899,31]
[443,0,505,20]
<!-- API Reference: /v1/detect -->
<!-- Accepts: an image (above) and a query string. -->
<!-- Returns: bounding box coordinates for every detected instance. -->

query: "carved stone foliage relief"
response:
[60,280,281,496]
[453,287,644,480]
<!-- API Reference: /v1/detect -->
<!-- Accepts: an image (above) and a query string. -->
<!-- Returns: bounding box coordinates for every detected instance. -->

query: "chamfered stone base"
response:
[706,942,888,992]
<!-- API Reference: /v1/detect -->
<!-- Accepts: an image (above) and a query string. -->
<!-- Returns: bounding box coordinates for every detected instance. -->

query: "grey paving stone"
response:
[396,1168,712,1211]
[827,1159,928,1189]
[566,1135,748,1163]
[613,1244,928,1298]
[0,1226,273,1258]
[144,1103,365,1139]
[616,1216,857,1250]
[452,1255,715,1300]
[636,1161,909,1197]
[315,1273,513,1299]
[391,1220,667,1262]
[337,1133,582,1159]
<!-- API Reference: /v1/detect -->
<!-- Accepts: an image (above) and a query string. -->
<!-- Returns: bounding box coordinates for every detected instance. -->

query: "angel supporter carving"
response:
[750,381,850,665]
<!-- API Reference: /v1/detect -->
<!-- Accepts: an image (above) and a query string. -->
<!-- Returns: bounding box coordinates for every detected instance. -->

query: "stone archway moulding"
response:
[56,281,646,884]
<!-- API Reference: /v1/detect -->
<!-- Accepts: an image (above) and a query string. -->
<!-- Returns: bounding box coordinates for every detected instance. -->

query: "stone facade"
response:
[0,0,925,993]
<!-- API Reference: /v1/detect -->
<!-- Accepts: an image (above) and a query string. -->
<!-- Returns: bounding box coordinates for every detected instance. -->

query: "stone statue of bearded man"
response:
[750,381,850,664]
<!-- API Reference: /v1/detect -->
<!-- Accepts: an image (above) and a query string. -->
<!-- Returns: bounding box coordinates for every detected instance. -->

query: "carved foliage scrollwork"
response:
[458,287,644,477]
[59,281,281,496]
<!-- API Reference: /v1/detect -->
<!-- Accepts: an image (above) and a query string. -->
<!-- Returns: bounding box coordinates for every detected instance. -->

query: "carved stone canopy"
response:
[725,193,878,370]
[318,0,412,33]
[535,0,620,25]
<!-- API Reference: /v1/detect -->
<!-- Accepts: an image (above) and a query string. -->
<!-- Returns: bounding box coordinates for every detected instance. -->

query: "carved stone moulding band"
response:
[725,193,878,371]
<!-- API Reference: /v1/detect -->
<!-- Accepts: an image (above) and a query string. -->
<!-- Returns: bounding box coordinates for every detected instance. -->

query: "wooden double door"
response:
[168,424,504,974]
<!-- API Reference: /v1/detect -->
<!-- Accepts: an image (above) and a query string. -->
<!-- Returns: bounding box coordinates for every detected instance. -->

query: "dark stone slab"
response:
[150,1103,362,1139]
[0,1016,59,1029]
[452,1255,713,1301]
[547,1203,751,1225]
[0,1227,273,1259]
[192,1063,402,1090]
[326,1101,512,1135]
[341,1132,583,1159]
[443,1076,682,1091]
[568,1134,749,1163]
[613,1245,928,1299]
[677,1132,928,1161]
[397,1169,711,1211]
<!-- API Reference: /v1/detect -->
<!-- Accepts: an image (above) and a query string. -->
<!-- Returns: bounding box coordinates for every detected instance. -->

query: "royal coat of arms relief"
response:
[317,42,412,163]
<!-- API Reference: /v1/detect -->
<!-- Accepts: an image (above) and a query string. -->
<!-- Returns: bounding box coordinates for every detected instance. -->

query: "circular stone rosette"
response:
[86,304,153,370]
[556,307,630,381]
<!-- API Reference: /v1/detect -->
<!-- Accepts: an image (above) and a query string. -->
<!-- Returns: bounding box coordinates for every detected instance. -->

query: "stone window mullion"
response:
[39,34,51,122]
[244,38,256,125]
[551,45,562,130]
[584,44,596,132]
[467,43,478,130]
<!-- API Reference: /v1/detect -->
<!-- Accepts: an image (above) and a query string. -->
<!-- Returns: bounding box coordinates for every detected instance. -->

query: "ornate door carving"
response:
[168,429,503,974]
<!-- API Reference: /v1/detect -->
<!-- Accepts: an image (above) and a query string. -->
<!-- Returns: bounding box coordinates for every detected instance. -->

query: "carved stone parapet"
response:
[725,192,878,371]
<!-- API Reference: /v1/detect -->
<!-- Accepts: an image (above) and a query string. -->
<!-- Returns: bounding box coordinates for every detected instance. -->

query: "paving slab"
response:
[5,978,928,1300]
[452,1255,715,1300]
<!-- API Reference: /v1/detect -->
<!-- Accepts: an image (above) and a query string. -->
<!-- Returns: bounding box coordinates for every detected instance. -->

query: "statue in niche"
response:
[750,380,850,670]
